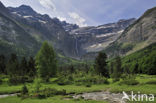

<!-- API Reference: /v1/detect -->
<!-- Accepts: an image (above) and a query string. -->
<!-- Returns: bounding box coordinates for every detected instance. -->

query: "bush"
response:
[146,80,156,84]
[112,78,120,83]
[34,78,41,93]
[85,84,92,87]
[96,77,109,84]
[57,78,72,85]
[119,79,139,85]
[31,88,66,99]
[8,76,28,85]
[0,79,2,84]
[21,85,28,95]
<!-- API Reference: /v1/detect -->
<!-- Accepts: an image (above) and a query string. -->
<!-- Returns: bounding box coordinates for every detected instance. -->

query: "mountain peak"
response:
[8,4,37,16]
[0,1,6,10]
[0,1,10,16]
[18,5,33,10]
[0,1,4,6]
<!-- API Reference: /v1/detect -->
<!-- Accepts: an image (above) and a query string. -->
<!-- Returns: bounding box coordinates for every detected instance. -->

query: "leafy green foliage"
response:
[21,85,28,95]
[57,72,109,86]
[145,80,156,85]
[34,78,41,93]
[119,78,139,85]
[35,41,57,82]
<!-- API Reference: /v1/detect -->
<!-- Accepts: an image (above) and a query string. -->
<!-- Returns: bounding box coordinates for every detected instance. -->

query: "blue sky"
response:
[1,0,156,27]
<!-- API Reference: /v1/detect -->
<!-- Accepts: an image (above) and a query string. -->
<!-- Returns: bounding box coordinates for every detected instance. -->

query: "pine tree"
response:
[95,52,109,77]
[28,57,36,77]
[19,57,28,76]
[35,41,57,82]
[7,53,19,77]
[112,56,122,79]
[115,56,122,74]
[109,61,114,75]
[0,54,6,74]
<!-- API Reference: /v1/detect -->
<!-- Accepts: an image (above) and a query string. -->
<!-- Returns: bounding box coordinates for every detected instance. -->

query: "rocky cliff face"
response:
[105,7,156,57]
[1,1,143,59]
[7,4,135,58]
[69,18,135,55]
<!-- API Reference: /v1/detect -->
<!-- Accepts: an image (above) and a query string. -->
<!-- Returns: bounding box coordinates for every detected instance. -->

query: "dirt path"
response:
[0,91,127,103]
[0,93,18,98]
[72,91,126,103]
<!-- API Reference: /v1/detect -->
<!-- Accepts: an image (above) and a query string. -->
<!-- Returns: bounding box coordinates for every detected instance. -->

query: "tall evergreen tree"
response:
[19,57,28,76]
[35,41,57,81]
[95,52,109,77]
[132,63,139,74]
[28,57,36,77]
[7,53,19,77]
[109,61,114,75]
[115,56,122,74]
[0,54,6,74]
[112,56,122,79]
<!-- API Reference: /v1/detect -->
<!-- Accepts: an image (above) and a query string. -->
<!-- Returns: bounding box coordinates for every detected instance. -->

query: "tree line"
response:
[0,41,155,85]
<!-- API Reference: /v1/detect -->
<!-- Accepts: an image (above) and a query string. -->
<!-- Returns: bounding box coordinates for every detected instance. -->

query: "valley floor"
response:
[0,75,155,103]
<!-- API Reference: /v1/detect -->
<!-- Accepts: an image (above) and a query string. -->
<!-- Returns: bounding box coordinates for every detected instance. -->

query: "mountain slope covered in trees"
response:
[121,43,156,75]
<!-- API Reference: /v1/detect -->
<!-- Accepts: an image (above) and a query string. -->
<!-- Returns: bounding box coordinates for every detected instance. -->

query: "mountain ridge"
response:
[104,6,156,58]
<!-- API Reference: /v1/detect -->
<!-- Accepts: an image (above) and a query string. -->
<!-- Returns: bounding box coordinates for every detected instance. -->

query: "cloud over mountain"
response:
[68,12,87,27]
[38,0,56,11]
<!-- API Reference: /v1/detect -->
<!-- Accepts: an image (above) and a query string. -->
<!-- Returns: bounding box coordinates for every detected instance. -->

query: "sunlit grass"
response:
[0,74,155,103]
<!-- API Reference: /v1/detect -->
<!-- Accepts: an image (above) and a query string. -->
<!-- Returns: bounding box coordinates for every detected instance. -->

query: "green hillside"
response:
[121,43,156,75]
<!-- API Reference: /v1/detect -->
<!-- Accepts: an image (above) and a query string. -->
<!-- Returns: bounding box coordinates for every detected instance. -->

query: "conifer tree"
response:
[95,52,109,77]
[19,57,28,76]
[0,54,6,74]
[28,57,36,77]
[35,41,57,82]
[7,53,19,77]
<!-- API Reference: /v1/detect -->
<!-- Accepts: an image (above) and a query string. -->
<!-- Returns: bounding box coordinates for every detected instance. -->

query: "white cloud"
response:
[38,0,88,26]
[57,16,67,21]
[38,0,56,11]
[68,12,87,27]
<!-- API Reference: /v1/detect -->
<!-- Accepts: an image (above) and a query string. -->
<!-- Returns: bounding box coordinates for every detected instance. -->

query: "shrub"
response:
[75,82,83,86]
[146,80,156,84]
[31,88,66,99]
[68,75,73,81]
[0,79,2,84]
[119,79,139,85]
[74,75,109,85]
[85,84,92,87]
[34,78,41,93]
[21,85,28,95]
[57,78,72,85]
[8,76,29,85]
[112,78,120,83]
[96,77,109,84]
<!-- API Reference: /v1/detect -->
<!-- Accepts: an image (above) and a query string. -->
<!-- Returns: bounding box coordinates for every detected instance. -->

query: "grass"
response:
[0,96,107,103]
[0,84,22,94]
[0,75,156,94]
[0,74,155,103]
